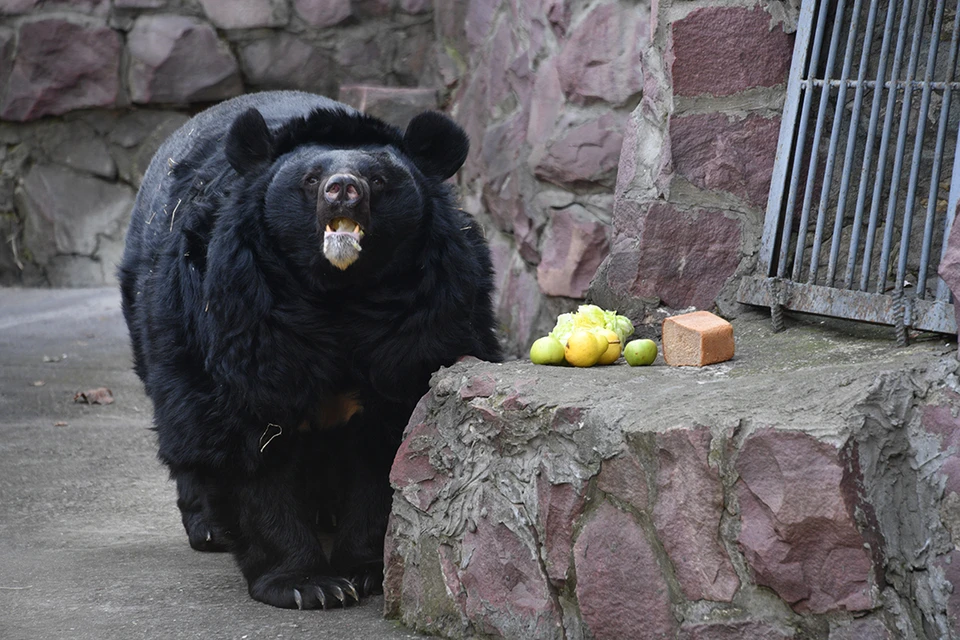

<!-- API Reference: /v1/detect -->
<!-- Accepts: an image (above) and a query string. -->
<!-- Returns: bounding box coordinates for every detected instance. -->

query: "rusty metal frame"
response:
[738,0,959,343]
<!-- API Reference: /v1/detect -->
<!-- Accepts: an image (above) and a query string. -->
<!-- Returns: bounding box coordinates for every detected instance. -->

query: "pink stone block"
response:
[679,620,796,640]
[670,113,781,208]
[532,112,626,188]
[628,203,743,310]
[574,501,677,640]
[198,0,289,29]
[672,6,792,97]
[127,15,242,105]
[459,519,561,637]
[527,57,564,148]
[389,420,447,511]
[536,478,585,585]
[292,0,352,27]
[465,0,501,48]
[555,1,648,106]
[653,428,739,601]
[736,429,874,613]
[1,19,120,121]
[536,206,610,298]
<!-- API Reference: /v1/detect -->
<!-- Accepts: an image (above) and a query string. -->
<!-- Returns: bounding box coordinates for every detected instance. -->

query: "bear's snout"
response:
[324,173,365,207]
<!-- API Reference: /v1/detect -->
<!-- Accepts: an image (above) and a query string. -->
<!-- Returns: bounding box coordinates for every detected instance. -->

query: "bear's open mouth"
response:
[323,217,364,270]
[324,217,364,240]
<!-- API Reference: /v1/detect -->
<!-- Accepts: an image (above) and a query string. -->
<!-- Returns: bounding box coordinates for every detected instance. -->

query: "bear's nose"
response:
[324,174,363,207]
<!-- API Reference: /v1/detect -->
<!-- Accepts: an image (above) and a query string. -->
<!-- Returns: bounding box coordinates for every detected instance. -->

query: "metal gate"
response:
[737,0,959,344]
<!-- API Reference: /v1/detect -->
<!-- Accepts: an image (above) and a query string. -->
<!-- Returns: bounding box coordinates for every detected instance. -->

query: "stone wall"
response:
[436,0,651,354]
[0,0,803,358]
[0,0,436,286]
[590,0,798,325]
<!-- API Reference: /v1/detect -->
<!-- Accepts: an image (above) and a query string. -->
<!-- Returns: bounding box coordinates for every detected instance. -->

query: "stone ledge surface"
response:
[385,313,960,639]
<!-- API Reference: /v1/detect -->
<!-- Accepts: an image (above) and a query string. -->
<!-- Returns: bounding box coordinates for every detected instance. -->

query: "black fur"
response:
[118,91,500,609]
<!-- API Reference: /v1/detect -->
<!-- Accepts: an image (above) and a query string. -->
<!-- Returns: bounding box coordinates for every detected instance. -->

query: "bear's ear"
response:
[402,111,470,181]
[225,108,274,176]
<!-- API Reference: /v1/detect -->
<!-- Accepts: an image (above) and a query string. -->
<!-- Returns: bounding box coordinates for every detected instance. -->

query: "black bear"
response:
[118,91,501,609]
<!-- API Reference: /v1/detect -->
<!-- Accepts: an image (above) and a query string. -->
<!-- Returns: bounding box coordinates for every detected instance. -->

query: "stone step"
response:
[385,313,960,639]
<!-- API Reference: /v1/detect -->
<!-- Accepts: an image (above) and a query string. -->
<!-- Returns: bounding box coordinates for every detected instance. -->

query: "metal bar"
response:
[738,276,958,334]
[811,79,960,90]
[874,0,927,294]
[895,0,945,304]
[759,0,819,274]
[939,120,960,301]
[791,0,848,282]
[844,0,899,289]
[827,0,880,287]
[776,0,833,278]
[860,0,913,291]
[812,0,866,285]
[917,0,959,299]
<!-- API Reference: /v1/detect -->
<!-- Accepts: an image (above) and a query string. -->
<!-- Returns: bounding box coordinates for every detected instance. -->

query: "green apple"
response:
[624,339,657,366]
[529,336,565,365]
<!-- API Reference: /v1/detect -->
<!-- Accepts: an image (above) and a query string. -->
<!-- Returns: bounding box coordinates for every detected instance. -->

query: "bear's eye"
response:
[370,175,385,189]
[304,175,320,187]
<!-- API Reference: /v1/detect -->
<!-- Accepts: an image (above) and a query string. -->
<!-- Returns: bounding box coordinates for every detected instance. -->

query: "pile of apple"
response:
[528,305,657,367]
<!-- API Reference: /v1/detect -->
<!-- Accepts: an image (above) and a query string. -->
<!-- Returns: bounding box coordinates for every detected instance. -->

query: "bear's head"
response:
[223,107,469,276]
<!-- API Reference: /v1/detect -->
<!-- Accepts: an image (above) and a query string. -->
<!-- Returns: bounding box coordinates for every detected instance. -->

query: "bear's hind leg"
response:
[176,471,228,552]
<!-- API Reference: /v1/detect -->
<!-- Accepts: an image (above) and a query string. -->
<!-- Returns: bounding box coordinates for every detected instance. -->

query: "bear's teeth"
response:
[326,218,364,236]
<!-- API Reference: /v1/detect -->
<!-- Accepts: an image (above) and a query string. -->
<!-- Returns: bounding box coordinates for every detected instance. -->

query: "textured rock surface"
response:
[939,215,960,345]
[197,0,289,29]
[601,202,744,310]
[653,428,739,602]
[575,502,676,640]
[127,15,242,105]
[1,19,121,121]
[16,164,134,284]
[445,0,651,354]
[671,5,793,97]
[670,113,782,209]
[737,429,874,613]
[240,34,334,95]
[536,205,610,298]
[338,85,439,129]
[385,314,960,638]
[292,0,352,27]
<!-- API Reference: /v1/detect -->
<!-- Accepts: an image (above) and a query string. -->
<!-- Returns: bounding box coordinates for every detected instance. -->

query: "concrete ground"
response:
[0,287,429,640]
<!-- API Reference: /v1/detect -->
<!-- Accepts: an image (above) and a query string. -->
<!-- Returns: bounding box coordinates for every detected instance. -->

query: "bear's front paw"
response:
[250,573,361,610]
[347,562,384,598]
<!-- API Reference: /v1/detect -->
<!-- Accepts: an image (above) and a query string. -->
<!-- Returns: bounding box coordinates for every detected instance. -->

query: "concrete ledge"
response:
[384,314,960,639]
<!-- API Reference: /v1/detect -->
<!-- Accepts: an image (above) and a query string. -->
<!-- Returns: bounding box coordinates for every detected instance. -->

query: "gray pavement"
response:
[0,287,429,640]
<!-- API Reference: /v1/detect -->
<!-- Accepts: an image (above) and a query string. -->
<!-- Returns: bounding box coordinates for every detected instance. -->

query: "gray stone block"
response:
[17,163,134,270]
[127,15,242,105]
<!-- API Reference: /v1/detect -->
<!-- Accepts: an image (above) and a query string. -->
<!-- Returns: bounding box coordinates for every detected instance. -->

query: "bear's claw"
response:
[251,574,361,610]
